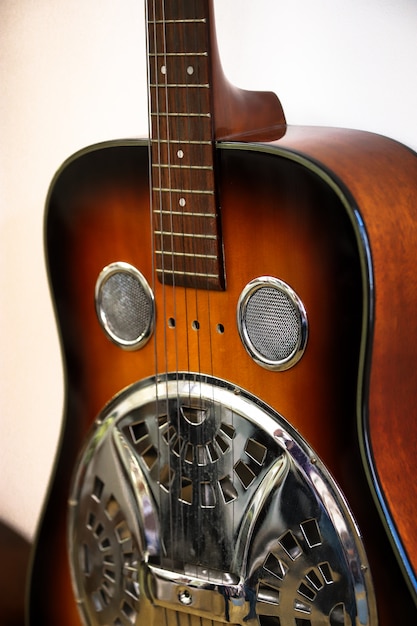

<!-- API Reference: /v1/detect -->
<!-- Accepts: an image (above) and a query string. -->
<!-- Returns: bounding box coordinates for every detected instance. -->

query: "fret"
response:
[155,231,217,240]
[153,163,208,176]
[156,269,219,279]
[156,251,218,260]
[150,84,210,89]
[153,187,214,195]
[151,113,211,118]
[151,139,212,145]
[151,164,213,171]
[147,0,224,290]
[149,52,208,57]
[153,211,216,217]
[151,101,212,122]
[154,234,218,252]
[149,19,207,25]
[153,237,222,289]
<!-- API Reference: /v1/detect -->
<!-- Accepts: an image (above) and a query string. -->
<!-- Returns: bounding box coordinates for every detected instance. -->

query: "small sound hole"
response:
[101,273,149,340]
[245,288,299,361]
[237,277,308,371]
[96,263,155,350]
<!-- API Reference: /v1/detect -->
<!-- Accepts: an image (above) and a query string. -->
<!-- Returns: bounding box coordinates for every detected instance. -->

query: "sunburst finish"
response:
[27,1,417,624]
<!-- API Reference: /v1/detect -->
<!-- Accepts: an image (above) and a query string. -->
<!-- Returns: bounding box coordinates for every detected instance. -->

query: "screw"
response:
[178,589,193,606]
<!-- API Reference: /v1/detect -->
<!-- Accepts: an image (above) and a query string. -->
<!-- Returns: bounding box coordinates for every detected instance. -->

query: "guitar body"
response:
[28,128,417,625]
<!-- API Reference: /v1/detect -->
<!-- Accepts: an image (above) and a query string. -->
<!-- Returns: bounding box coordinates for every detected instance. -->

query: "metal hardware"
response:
[237,276,308,371]
[95,262,155,350]
[68,373,376,625]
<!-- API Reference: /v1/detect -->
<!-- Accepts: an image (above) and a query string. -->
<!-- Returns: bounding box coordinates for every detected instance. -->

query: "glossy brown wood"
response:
[147,0,285,291]
[0,522,31,626]
[28,138,417,625]
[28,3,417,624]
[279,124,417,599]
[148,1,225,289]
[208,1,286,141]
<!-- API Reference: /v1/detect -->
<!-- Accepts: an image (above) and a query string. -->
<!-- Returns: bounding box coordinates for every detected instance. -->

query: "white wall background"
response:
[1,0,416,542]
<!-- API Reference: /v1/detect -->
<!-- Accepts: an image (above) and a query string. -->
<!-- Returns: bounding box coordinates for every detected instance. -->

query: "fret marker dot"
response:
[179,198,186,207]
[161,65,167,75]
[177,150,184,159]
[187,65,194,75]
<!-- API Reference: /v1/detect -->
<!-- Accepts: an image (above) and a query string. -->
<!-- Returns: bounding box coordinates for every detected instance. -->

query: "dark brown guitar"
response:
[28,2,417,625]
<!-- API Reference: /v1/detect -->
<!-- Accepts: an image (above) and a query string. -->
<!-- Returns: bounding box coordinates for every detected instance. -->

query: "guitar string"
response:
[161,0,181,571]
[147,0,163,570]
[171,0,207,571]
[188,0,202,568]
[193,0,219,570]
[196,0,216,568]
[161,0,191,572]
[194,0,218,565]
[174,0,191,574]
[202,0,218,561]
[179,0,207,568]
[185,0,217,569]
[150,0,228,589]
[180,0,197,572]
[149,0,176,570]
[204,0,234,578]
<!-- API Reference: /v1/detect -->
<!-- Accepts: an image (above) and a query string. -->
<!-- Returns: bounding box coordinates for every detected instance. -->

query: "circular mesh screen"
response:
[244,287,300,361]
[100,271,152,343]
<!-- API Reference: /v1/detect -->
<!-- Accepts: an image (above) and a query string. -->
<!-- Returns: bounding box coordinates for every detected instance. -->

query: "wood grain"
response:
[280,125,417,596]
[27,138,417,624]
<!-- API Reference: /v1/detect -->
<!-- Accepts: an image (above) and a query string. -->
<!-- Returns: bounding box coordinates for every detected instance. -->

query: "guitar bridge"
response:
[68,373,376,625]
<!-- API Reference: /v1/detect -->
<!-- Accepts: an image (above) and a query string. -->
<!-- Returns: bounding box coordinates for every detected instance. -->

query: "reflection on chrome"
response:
[68,373,376,626]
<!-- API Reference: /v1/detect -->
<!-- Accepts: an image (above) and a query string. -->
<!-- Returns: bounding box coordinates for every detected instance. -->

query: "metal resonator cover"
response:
[68,373,376,626]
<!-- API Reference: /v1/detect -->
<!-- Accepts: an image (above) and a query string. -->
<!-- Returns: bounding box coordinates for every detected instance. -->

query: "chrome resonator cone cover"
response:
[68,373,376,626]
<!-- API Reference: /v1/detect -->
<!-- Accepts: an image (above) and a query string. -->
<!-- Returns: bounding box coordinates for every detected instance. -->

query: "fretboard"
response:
[147,0,225,290]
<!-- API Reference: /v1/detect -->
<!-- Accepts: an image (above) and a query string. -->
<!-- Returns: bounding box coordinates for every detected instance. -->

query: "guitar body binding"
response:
[27,135,417,625]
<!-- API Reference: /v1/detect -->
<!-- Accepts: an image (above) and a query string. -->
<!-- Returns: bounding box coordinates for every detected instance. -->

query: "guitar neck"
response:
[147,0,225,290]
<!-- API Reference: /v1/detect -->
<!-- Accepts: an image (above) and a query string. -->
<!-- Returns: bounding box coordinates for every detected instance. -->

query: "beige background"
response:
[1,0,417,542]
